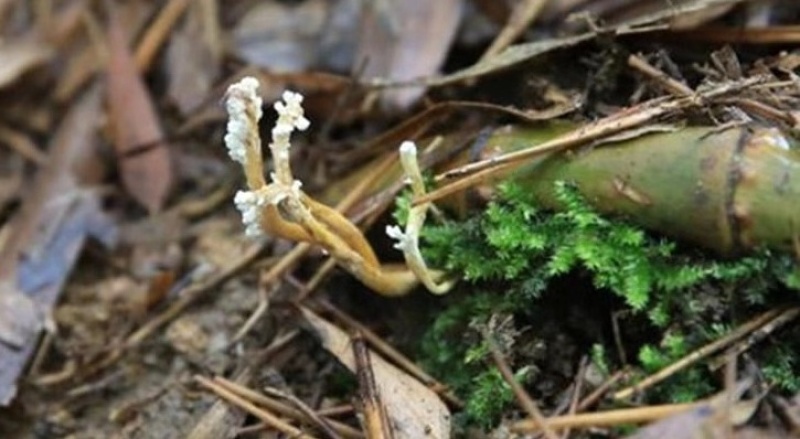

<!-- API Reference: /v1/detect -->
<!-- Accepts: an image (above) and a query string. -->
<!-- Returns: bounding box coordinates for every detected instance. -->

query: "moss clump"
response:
[412,181,800,428]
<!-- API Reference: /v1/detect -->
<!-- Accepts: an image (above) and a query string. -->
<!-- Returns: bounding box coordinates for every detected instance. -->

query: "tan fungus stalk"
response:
[223,77,451,296]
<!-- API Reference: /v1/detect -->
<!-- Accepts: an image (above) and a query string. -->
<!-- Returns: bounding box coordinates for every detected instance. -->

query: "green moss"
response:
[411,180,800,428]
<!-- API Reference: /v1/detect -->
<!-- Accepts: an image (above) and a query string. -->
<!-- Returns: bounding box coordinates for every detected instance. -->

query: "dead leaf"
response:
[384,33,593,88]
[0,36,53,89]
[626,380,760,439]
[106,6,174,213]
[356,0,463,109]
[230,0,329,72]
[166,1,220,115]
[0,283,46,348]
[0,85,116,406]
[301,307,451,439]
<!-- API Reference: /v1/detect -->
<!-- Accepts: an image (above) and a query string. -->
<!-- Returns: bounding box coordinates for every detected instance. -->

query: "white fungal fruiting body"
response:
[224,78,312,237]
[385,225,410,251]
[234,190,267,237]
[223,77,262,165]
[399,140,417,160]
[269,90,310,186]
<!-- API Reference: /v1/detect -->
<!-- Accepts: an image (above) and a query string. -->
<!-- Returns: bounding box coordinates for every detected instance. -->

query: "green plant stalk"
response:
[330,124,800,257]
[495,125,800,255]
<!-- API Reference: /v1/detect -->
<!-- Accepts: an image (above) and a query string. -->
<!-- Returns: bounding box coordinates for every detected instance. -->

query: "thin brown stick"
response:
[195,375,317,439]
[353,332,394,439]
[675,26,800,45]
[708,307,800,371]
[0,124,48,165]
[561,356,588,439]
[511,402,703,433]
[484,330,558,439]
[317,404,355,418]
[296,257,338,302]
[231,284,271,343]
[576,368,628,412]
[480,0,548,60]
[627,53,694,97]
[213,377,363,439]
[262,386,344,439]
[613,307,785,400]
[134,0,192,71]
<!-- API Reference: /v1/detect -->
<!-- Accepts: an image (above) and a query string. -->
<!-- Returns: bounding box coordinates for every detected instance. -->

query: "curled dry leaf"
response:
[301,307,451,439]
[106,7,174,213]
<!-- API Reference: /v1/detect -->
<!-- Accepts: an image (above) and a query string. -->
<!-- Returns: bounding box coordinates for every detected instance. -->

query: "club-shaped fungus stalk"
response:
[386,141,454,294]
[223,76,451,296]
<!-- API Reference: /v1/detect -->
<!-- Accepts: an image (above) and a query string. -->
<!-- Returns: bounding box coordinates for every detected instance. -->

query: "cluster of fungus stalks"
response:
[224,77,452,296]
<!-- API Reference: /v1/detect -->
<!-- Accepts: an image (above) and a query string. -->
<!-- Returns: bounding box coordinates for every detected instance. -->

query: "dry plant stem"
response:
[317,404,355,418]
[720,97,797,126]
[417,75,768,206]
[316,299,463,408]
[480,0,548,60]
[0,124,48,165]
[195,376,317,439]
[511,402,704,433]
[561,357,589,439]
[627,53,693,97]
[30,359,77,386]
[770,396,800,435]
[485,331,558,439]
[231,284,270,343]
[26,331,54,379]
[576,368,628,411]
[720,353,737,439]
[353,333,394,439]
[707,307,800,371]
[262,386,344,439]
[296,257,338,302]
[134,0,192,71]
[213,377,362,439]
[675,26,800,45]
[613,307,785,400]
[233,243,310,341]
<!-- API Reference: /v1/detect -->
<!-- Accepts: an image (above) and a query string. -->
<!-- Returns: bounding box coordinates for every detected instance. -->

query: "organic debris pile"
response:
[2,1,800,438]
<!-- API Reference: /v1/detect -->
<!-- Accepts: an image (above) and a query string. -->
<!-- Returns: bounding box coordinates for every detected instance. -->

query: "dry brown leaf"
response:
[301,306,451,439]
[106,6,173,213]
[356,0,463,109]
